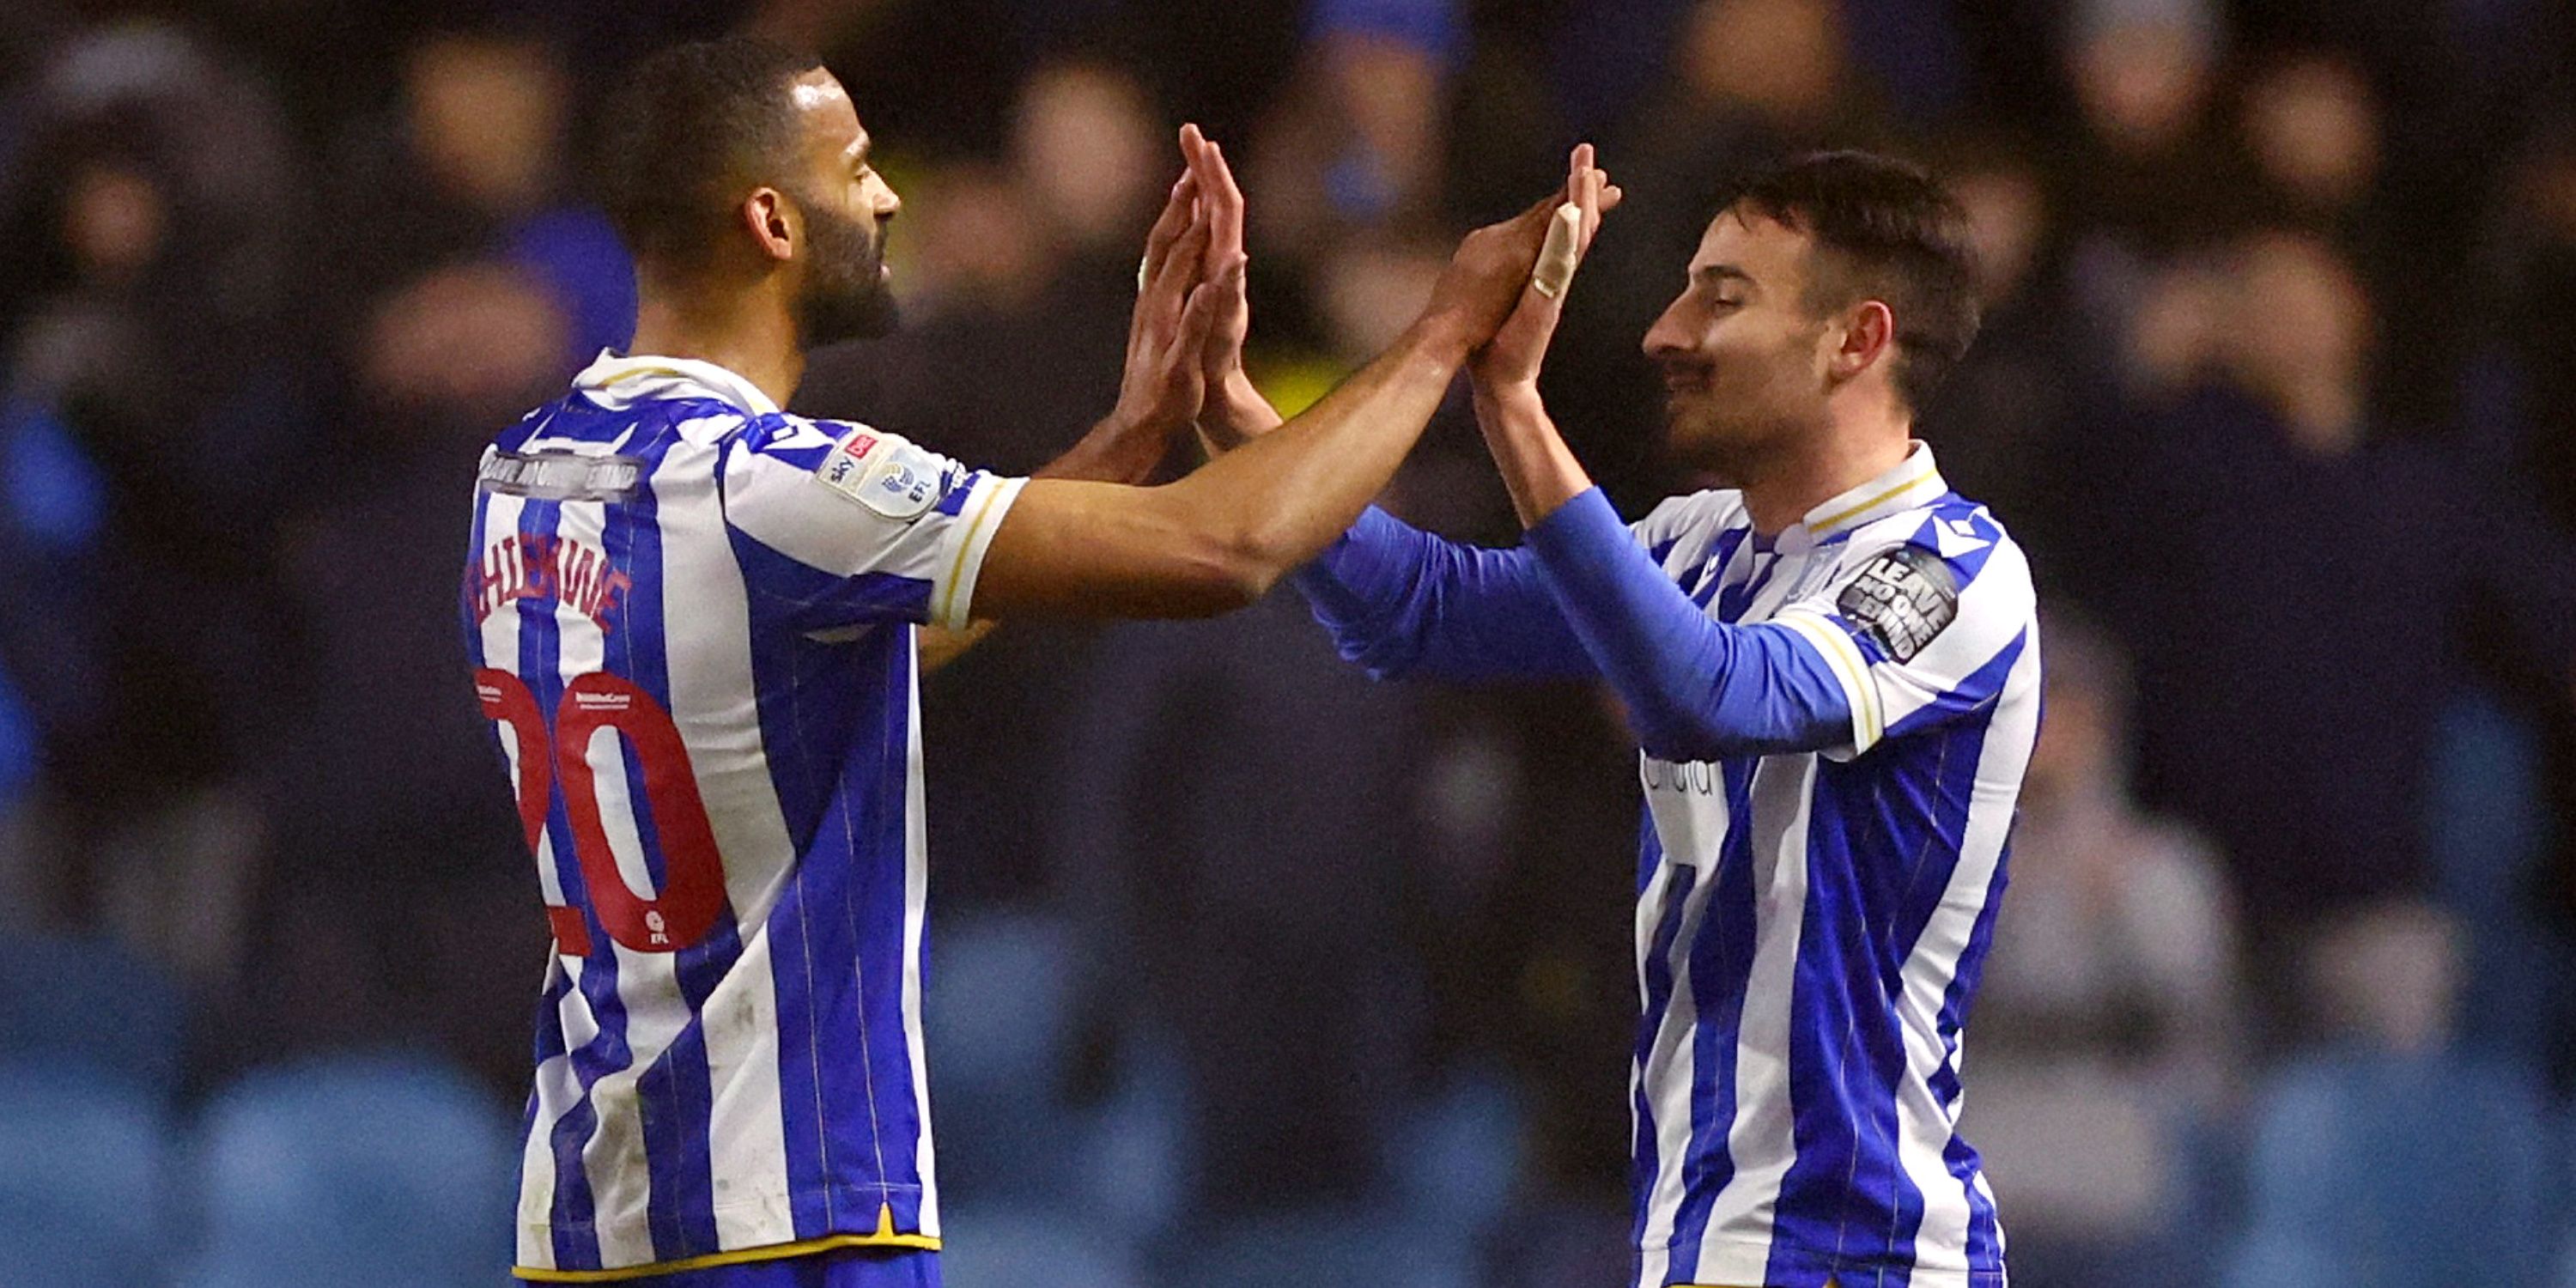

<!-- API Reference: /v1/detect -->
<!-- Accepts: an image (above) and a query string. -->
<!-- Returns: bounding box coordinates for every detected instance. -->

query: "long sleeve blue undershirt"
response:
[1295,491,1856,761]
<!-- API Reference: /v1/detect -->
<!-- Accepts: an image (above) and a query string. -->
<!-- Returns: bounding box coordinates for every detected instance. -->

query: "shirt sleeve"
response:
[718,414,1025,631]
[1768,508,2038,759]
[1521,489,1854,761]
[1291,506,1597,682]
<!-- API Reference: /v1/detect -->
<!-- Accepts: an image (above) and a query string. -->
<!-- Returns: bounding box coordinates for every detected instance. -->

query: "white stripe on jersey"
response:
[1889,635,2040,1285]
[900,664,940,1237]
[1688,753,1819,1285]
[550,496,679,1272]
[653,425,799,1247]
[1632,851,1723,1288]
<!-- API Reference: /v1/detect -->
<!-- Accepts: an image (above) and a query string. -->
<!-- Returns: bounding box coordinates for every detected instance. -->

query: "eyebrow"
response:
[1692,264,1755,289]
[846,133,872,169]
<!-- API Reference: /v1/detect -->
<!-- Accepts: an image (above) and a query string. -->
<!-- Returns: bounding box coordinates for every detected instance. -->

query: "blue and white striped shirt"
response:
[464,352,1024,1280]
[1302,445,2037,1288]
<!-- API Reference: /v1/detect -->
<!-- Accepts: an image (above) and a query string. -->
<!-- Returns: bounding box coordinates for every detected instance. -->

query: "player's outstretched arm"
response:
[1163,134,1598,677]
[920,149,1221,674]
[1463,149,1862,760]
[967,167,1577,621]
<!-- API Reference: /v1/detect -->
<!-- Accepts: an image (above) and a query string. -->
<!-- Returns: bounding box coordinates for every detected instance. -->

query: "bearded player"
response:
[464,34,1613,1288]
[1204,151,2033,1287]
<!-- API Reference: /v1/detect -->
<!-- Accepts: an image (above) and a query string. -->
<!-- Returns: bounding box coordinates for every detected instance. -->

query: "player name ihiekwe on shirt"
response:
[463,351,1026,1282]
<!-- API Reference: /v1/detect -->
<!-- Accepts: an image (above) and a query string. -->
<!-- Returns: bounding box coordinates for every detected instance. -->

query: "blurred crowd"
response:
[1,0,2573,1285]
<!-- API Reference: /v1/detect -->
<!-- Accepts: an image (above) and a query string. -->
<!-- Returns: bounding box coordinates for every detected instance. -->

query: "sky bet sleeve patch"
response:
[1836,544,1960,664]
[816,425,945,520]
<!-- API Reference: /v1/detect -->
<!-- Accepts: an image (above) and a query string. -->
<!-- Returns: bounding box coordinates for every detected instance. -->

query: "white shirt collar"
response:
[572,350,781,416]
[1780,441,1947,550]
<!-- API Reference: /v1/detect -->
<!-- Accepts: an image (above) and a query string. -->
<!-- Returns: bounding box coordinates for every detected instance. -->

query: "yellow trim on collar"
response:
[1805,469,1938,537]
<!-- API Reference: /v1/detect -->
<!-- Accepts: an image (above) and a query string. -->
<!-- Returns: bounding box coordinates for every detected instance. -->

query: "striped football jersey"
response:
[1623,446,2037,1288]
[463,352,1023,1280]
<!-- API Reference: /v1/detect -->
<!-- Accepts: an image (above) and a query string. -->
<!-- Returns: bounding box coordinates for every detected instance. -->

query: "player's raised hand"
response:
[1180,125,1281,453]
[1471,143,1619,393]
[1108,149,1224,439]
[1418,149,1619,356]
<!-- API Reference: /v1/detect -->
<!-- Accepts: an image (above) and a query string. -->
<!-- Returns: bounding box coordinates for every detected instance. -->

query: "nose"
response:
[1642,295,1691,360]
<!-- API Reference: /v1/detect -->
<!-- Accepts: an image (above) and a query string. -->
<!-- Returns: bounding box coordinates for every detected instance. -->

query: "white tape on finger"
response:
[1532,203,1583,299]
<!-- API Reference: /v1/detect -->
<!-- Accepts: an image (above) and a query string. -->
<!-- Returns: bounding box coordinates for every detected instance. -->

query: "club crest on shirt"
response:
[1837,544,1959,663]
[816,426,943,519]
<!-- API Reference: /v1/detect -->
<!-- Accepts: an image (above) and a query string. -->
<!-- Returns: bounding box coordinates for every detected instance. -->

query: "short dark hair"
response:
[1720,150,1982,412]
[594,36,825,272]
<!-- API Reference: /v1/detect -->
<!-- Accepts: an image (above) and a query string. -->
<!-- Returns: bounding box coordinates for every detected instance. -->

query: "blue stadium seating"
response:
[923,910,1085,1201]
[1173,1207,1473,1288]
[178,1051,514,1288]
[937,1205,1145,1288]
[2230,1051,2552,1287]
[2427,690,2567,1070]
[0,931,186,1097]
[1064,1030,1191,1242]
[0,1062,173,1287]
[1388,1068,1526,1240]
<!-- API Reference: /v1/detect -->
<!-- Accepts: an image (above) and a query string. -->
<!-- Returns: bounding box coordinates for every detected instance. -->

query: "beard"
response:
[794,199,900,347]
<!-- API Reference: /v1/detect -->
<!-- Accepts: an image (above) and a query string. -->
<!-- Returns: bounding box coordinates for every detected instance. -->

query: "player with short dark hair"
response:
[468,34,1613,1288]
[1204,149,2035,1287]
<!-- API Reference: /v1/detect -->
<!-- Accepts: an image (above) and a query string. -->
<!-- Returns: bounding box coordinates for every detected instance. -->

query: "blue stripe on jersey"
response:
[1688,530,1750,610]
[1938,858,2011,1269]
[1628,841,1696,1249]
[516,494,613,1273]
[1806,720,1992,1279]
[604,447,734,1261]
[756,629,927,1236]
[1663,758,1759,1274]
[1881,629,2027,746]
[1764,803,1901,1283]
[727,535,934,632]
[744,623,842,1239]
[1715,550,1779,623]
[829,638,928,1225]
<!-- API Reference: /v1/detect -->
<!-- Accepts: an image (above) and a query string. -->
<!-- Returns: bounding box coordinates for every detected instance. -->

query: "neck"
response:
[1735,407,1914,536]
[627,276,805,410]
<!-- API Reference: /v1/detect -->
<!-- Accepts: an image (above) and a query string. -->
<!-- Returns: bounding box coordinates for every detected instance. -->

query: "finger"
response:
[1530,201,1583,300]
[1580,167,1603,251]
[1139,172,1200,295]
[1176,279,1224,360]
[1601,181,1624,213]
[1149,207,1215,323]
[1198,138,1246,267]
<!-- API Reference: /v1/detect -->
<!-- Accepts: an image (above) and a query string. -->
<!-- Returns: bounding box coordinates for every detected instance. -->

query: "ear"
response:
[741,187,796,264]
[1827,299,1896,383]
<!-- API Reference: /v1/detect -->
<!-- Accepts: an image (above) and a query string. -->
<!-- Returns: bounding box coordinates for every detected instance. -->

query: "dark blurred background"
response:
[0,0,2573,1285]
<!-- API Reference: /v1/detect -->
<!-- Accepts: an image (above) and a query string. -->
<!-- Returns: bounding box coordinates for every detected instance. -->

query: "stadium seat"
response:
[1173,1207,1473,1288]
[0,931,187,1098]
[179,1050,514,1288]
[1066,1030,1191,1242]
[937,1204,1145,1288]
[1388,1067,1527,1239]
[2233,1052,2552,1287]
[0,1062,173,1287]
[924,910,1084,1200]
[2427,690,2565,1069]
